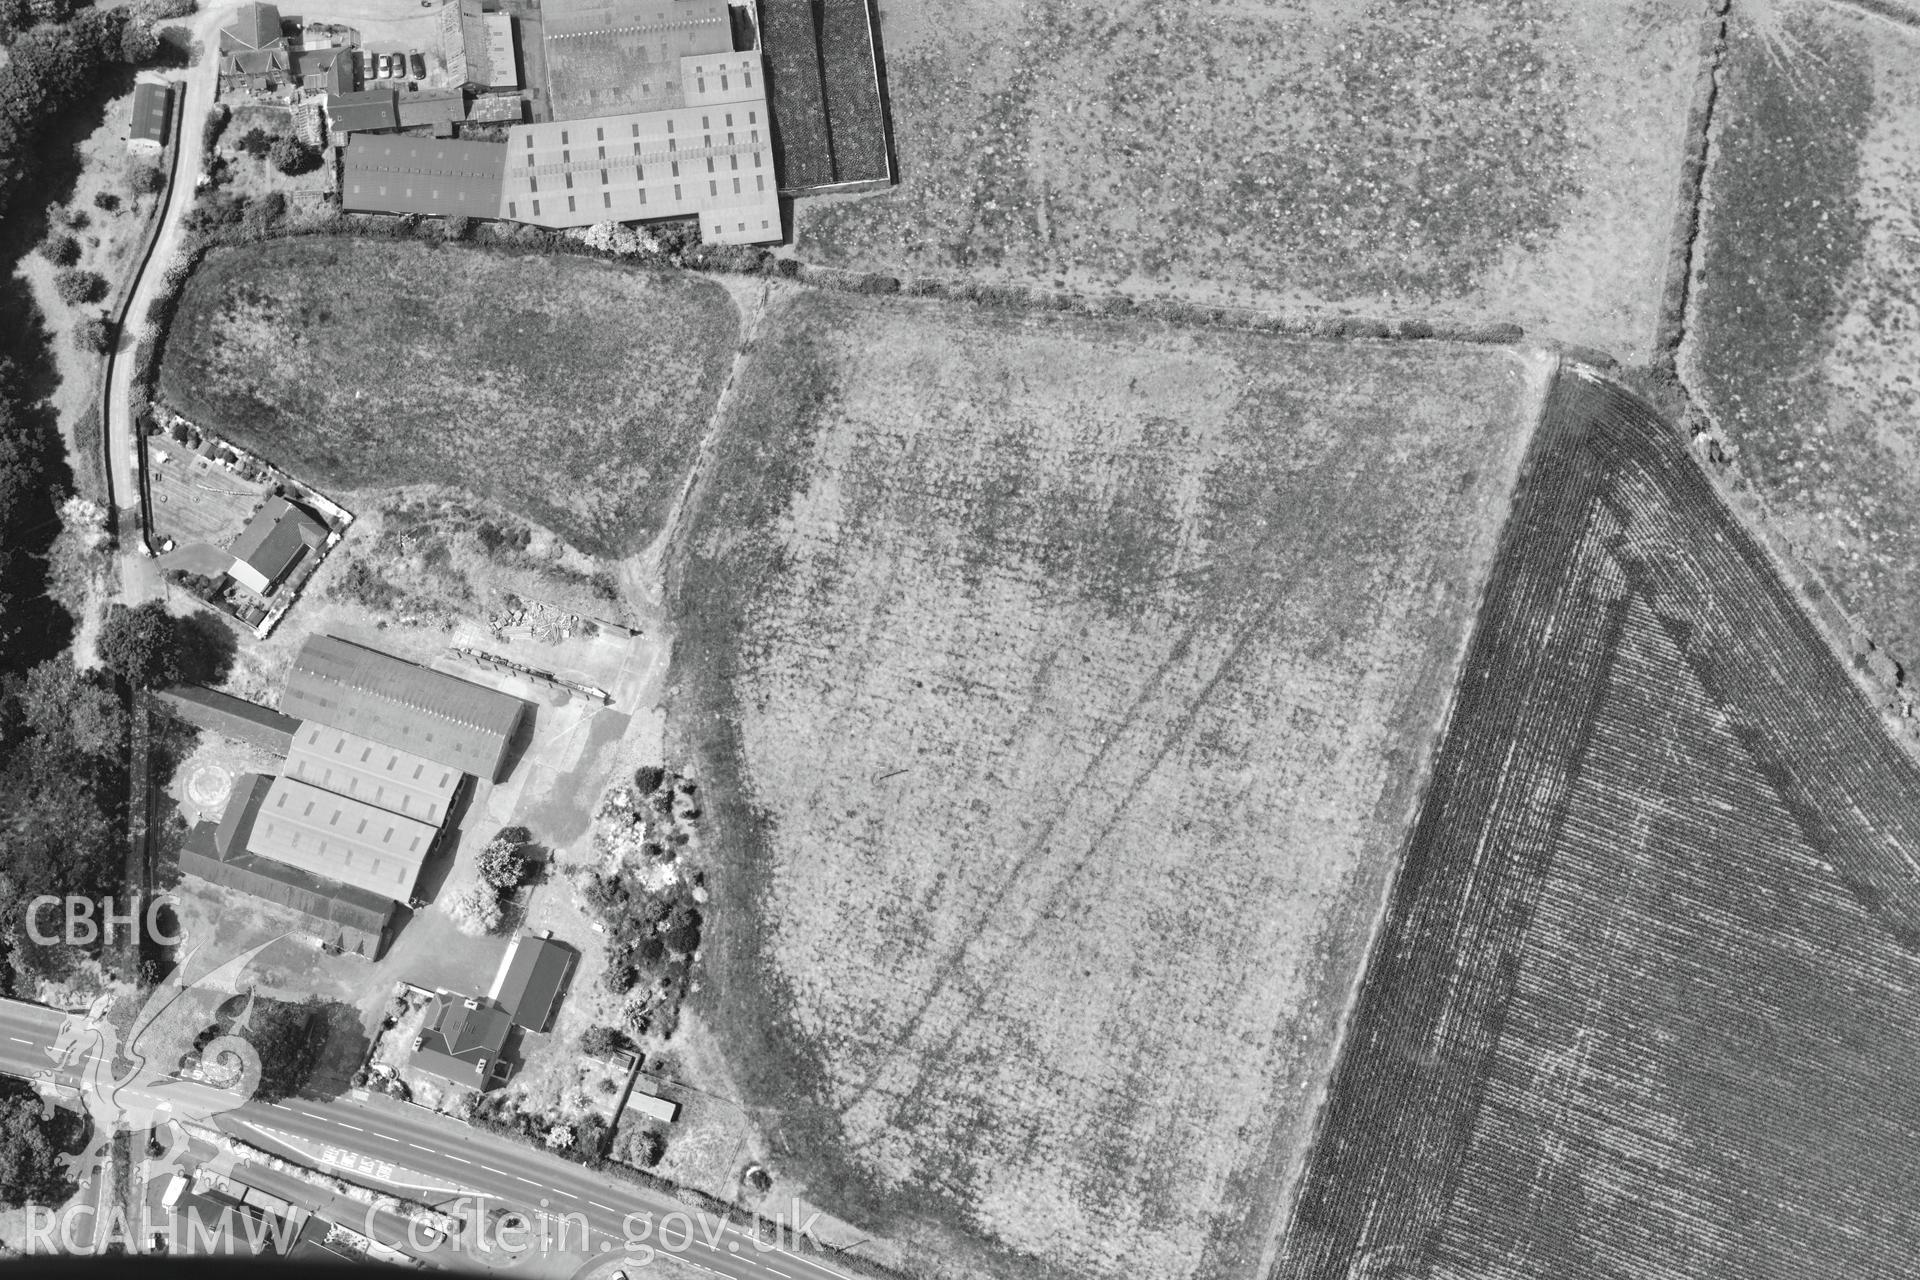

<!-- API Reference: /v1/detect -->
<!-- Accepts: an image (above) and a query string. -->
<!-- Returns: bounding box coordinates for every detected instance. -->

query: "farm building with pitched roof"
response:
[129,81,173,152]
[326,89,400,136]
[438,0,518,89]
[279,635,528,780]
[183,775,399,957]
[342,136,510,217]
[154,686,301,755]
[282,722,463,826]
[488,933,576,1031]
[248,775,439,901]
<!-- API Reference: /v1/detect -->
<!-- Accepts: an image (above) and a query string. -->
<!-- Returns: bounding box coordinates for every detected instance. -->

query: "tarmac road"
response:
[0,998,864,1280]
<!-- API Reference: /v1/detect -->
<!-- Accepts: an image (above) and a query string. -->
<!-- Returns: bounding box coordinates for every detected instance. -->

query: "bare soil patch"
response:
[668,288,1551,1280]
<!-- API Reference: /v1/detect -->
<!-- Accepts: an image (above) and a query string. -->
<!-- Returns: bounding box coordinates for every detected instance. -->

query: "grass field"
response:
[798,0,1699,358]
[1685,4,1920,663]
[666,288,1549,1280]
[1280,368,1920,1280]
[155,239,739,557]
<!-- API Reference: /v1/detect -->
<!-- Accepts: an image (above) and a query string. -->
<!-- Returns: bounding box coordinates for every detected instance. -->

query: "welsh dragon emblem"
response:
[34,934,290,1188]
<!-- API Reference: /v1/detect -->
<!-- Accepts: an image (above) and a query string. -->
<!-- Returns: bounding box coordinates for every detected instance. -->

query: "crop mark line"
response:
[840,473,1362,1123]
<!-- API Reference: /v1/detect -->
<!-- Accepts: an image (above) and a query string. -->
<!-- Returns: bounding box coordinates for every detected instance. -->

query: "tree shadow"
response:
[173,608,239,684]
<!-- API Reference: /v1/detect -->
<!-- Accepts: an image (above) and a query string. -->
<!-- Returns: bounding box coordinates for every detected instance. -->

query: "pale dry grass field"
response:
[803,0,1699,359]
[671,290,1553,1280]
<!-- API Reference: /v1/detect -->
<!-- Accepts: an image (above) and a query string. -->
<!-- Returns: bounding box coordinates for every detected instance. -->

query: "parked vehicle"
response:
[358,50,374,81]
[409,50,426,79]
[380,53,395,78]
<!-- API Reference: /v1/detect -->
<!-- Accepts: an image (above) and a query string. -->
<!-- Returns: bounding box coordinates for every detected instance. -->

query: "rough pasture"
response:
[156,238,739,557]
[1280,369,1920,1279]
[668,288,1549,1280]
[1686,5,1920,666]
[799,0,1700,359]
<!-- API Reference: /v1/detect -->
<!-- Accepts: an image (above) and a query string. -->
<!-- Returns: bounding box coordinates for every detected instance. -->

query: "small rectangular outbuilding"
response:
[129,81,173,152]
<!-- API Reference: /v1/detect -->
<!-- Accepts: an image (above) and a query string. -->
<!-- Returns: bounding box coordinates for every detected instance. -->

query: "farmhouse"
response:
[408,933,578,1091]
[438,0,518,90]
[228,495,329,596]
[128,81,172,153]
[342,51,782,243]
[279,634,528,780]
[293,47,354,97]
[412,992,513,1091]
[220,1,287,54]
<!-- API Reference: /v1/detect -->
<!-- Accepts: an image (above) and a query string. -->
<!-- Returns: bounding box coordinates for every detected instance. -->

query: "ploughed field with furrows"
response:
[667,288,1550,1280]
[1279,370,1920,1279]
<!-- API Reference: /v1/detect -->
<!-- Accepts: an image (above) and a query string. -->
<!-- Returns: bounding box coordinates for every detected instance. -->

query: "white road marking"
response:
[333,1122,363,1132]
[762,1269,790,1278]
[589,1200,617,1212]
[371,1131,395,1140]
[516,1176,541,1187]
[8,1037,31,1045]
[481,1165,508,1175]
[444,1155,471,1165]
[408,1143,434,1152]
[550,1188,578,1199]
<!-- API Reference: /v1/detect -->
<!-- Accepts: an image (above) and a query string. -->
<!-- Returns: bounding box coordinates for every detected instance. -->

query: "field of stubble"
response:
[799,0,1700,359]
[668,289,1549,1280]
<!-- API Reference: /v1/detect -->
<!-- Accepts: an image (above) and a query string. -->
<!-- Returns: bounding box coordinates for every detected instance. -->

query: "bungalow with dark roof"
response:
[412,992,514,1091]
[228,495,328,596]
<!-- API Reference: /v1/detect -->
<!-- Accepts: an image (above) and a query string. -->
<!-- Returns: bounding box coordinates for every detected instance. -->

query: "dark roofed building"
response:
[413,991,513,1091]
[129,82,172,152]
[487,934,576,1031]
[758,0,891,193]
[342,135,507,218]
[180,781,399,958]
[153,686,300,755]
[326,89,400,136]
[279,635,527,780]
[220,1,286,52]
[228,495,328,596]
[397,88,468,129]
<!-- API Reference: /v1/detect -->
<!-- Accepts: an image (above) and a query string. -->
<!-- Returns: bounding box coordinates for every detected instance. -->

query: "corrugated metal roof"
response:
[249,774,437,901]
[283,722,461,825]
[279,634,526,779]
[154,687,300,754]
[130,82,172,145]
[488,935,575,1030]
[341,135,510,218]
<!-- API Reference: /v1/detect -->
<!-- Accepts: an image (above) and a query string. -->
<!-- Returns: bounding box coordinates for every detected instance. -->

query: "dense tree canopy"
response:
[0,1079,82,1207]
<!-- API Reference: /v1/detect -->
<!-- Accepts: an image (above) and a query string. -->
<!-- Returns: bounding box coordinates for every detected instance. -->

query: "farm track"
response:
[1276,367,1920,1277]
